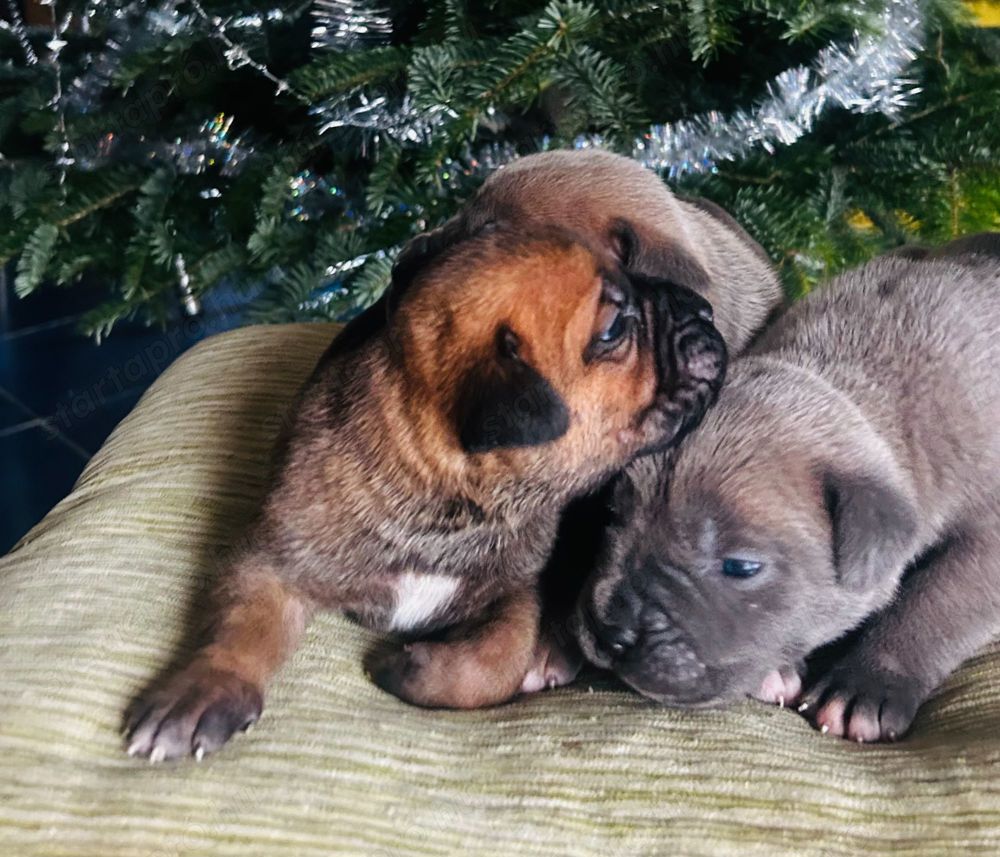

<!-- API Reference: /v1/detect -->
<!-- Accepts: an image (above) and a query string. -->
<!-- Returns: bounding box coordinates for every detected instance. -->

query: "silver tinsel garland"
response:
[188,0,292,95]
[311,0,924,182]
[632,0,924,177]
[14,0,925,184]
[314,93,455,145]
[2,0,38,65]
[311,0,391,51]
[65,2,192,112]
[1,0,927,315]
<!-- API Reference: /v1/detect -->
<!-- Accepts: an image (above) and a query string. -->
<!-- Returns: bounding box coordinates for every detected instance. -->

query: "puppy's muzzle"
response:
[628,275,727,448]
[580,602,638,667]
[586,601,717,705]
[577,564,718,705]
[658,285,727,440]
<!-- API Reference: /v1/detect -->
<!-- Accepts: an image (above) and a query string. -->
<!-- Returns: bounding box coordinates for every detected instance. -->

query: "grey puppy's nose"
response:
[584,585,642,660]
[585,606,638,660]
[603,625,638,656]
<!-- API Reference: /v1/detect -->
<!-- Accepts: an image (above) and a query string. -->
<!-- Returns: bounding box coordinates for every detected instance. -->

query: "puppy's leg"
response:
[372,588,543,709]
[801,521,1000,742]
[126,555,311,761]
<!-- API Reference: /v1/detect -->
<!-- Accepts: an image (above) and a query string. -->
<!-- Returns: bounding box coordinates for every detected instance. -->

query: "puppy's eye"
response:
[722,558,763,578]
[599,311,628,343]
[585,290,639,364]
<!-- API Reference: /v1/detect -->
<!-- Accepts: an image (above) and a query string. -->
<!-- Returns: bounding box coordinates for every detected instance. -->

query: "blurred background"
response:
[1,0,999,553]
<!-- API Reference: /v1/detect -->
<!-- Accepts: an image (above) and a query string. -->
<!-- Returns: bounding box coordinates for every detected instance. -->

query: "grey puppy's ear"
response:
[608,218,712,292]
[822,468,919,593]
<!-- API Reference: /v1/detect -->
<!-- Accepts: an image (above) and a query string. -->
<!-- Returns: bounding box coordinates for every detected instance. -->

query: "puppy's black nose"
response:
[584,604,639,661]
[604,625,638,657]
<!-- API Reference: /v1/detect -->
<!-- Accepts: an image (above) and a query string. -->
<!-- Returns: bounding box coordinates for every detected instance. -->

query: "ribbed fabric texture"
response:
[3,323,1000,857]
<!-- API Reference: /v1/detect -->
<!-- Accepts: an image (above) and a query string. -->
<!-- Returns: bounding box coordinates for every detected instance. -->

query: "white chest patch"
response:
[389,573,460,632]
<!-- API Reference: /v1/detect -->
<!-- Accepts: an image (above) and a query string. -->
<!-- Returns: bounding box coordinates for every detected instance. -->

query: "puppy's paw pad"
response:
[800,660,924,743]
[124,663,262,762]
[753,666,803,707]
[814,695,848,738]
[370,644,432,704]
[520,636,583,695]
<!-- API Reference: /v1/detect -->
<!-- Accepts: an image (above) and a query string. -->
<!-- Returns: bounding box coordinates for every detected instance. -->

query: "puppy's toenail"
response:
[194,745,204,762]
[797,702,809,712]
[778,695,785,709]
[820,724,830,735]
[127,741,141,757]
[149,746,166,764]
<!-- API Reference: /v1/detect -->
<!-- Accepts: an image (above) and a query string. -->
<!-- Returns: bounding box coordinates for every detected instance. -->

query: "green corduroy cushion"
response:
[3,323,1000,857]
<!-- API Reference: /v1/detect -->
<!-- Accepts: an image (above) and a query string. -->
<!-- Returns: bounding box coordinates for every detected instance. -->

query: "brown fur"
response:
[375,589,542,709]
[575,234,1000,742]
[125,150,779,761]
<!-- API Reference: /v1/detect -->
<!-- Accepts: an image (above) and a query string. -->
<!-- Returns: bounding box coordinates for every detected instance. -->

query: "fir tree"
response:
[0,0,997,338]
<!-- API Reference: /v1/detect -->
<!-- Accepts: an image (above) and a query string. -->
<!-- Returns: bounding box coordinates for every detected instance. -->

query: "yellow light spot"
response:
[846,209,875,231]
[895,210,921,232]
[966,1,1000,26]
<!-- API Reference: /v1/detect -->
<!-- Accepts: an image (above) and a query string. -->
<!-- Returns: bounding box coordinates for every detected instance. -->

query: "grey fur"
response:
[575,235,1000,741]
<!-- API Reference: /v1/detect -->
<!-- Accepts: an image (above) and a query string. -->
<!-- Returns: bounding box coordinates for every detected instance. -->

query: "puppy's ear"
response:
[609,220,640,268]
[608,218,711,291]
[454,327,569,454]
[822,469,919,593]
[390,224,457,301]
[389,218,502,311]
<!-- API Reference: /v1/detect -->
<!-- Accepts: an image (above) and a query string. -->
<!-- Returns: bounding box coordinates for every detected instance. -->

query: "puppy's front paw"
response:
[370,636,535,710]
[752,664,803,708]
[370,642,436,706]
[125,660,263,762]
[797,659,925,743]
[519,632,583,694]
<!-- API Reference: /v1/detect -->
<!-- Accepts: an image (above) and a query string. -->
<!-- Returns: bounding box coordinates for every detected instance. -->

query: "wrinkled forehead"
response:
[663,399,812,533]
[650,471,812,573]
[399,230,615,356]
[632,472,753,555]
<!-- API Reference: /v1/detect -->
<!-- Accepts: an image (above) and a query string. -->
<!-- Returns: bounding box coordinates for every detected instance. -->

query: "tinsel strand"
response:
[323,0,924,188]
[633,0,924,177]
[0,0,38,161]
[2,0,38,65]
[311,0,391,51]
[188,0,300,100]
[39,0,75,192]
[174,254,201,317]
[314,93,455,144]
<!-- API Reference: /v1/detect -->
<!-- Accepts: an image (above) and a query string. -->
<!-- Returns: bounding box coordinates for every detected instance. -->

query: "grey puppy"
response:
[575,234,1000,742]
